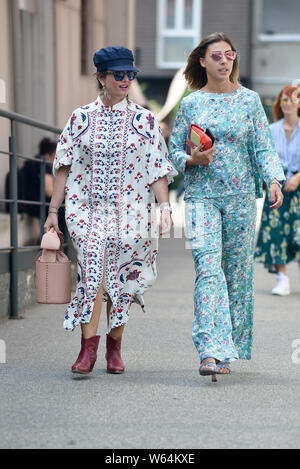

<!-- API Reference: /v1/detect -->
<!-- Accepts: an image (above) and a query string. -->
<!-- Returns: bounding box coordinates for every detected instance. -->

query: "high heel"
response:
[71,335,100,374]
[199,358,218,382]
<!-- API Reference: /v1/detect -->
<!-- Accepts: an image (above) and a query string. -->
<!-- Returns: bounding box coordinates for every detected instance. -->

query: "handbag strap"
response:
[57,232,65,251]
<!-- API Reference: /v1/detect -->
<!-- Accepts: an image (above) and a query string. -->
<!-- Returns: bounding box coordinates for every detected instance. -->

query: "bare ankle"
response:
[109,325,125,340]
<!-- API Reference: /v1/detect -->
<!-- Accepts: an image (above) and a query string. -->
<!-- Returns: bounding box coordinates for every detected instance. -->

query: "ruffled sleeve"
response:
[146,115,177,186]
[52,114,74,176]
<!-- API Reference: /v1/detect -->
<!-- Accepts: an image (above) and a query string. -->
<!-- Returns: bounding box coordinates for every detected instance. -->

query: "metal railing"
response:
[0,108,72,319]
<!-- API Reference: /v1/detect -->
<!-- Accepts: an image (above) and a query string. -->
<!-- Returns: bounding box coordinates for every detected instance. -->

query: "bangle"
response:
[270,179,282,189]
[159,203,172,214]
[159,202,170,208]
[49,210,58,215]
[160,207,172,214]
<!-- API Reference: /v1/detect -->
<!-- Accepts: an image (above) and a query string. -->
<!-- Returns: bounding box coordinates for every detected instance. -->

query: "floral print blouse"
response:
[169,86,285,200]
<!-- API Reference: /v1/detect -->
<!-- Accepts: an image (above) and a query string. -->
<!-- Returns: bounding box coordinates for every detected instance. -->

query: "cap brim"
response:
[106,65,139,72]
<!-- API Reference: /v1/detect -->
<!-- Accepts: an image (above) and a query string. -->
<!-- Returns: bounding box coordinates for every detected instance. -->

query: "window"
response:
[157,0,201,69]
[19,0,36,14]
[259,0,300,41]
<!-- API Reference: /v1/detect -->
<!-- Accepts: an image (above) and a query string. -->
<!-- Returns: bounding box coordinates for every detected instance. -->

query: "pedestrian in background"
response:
[23,138,56,217]
[5,137,56,217]
[44,46,176,376]
[255,85,300,295]
[169,32,285,378]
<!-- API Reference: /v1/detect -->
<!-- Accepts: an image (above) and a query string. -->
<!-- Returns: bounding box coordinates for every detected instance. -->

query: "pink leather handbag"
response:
[35,229,71,304]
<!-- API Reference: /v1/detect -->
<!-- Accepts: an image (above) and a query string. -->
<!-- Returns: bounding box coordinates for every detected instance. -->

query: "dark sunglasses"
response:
[105,71,137,81]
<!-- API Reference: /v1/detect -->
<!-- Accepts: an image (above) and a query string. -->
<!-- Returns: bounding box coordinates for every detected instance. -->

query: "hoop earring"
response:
[102,86,111,100]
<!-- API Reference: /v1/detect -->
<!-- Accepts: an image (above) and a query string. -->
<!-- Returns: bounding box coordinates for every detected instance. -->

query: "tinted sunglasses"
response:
[209,50,237,62]
[280,96,300,105]
[105,71,137,81]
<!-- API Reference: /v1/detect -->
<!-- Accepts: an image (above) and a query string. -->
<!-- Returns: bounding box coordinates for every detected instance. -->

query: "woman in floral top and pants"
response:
[169,33,285,377]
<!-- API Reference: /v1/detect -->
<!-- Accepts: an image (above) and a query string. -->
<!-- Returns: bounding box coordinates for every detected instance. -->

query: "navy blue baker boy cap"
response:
[93,46,139,73]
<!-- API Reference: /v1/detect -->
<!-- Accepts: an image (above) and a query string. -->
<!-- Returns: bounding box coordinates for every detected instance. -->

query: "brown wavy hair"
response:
[272,85,300,121]
[184,32,240,90]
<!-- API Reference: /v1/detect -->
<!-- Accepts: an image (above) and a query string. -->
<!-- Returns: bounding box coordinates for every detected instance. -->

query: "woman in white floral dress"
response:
[44,47,177,375]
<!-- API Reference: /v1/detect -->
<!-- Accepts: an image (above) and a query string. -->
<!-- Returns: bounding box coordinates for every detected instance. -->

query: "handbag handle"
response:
[57,231,65,251]
[41,229,65,251]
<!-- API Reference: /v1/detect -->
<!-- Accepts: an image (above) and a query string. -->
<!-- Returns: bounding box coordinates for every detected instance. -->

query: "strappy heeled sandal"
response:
[216,362,231,375]
[199,359,217,379]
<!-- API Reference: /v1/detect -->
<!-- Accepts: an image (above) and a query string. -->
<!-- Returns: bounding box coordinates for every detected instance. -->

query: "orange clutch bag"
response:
[186,125,215,155]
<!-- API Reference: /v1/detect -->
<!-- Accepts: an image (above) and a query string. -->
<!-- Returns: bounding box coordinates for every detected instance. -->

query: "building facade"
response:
[0,0,136,200]
[135,0,253,103]
[135,0,300,104]
[1,0,300,199]
[251,0,300,97]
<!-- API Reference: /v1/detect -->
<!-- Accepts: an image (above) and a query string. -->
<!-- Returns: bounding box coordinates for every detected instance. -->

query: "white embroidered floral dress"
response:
[53,97,177,332]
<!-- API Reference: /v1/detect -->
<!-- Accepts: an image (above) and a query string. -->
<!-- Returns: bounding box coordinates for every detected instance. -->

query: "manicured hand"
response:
[189,143,216,167]
[269,183,284,209]
[284,174,300,192]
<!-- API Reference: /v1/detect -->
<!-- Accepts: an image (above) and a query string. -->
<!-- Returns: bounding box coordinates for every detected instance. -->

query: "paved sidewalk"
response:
[0,236,300,449]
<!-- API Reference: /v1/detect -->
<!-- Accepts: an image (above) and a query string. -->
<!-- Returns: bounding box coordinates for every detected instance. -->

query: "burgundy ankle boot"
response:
[71,335,100,374]
[106,334,125,374]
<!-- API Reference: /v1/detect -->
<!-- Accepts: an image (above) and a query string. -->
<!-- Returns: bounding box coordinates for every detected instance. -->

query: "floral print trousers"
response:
[185,194,257,363]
